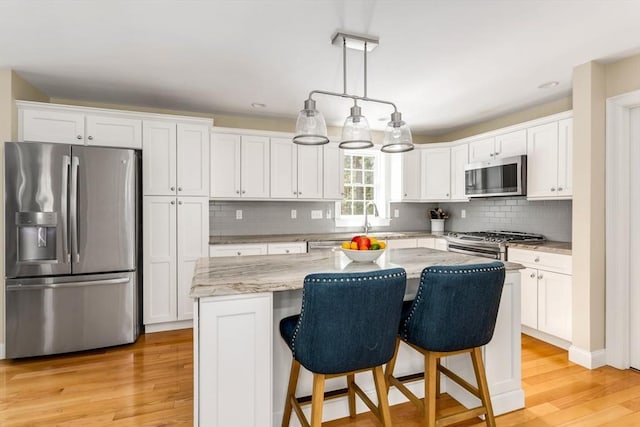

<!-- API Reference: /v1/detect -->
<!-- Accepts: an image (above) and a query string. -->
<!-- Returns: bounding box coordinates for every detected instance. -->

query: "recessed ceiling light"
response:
[251,102,267,108]
[538,81,559,89]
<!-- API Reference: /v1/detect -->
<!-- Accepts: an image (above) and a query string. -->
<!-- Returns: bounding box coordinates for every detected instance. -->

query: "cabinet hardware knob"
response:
[298,192,302,195]
[558,187,563,191]
[538,274,543,280]
[76,135,83,140]
[550,187,556,192]
[170,201,175,205]
[404,193,408,197]
[530,273,536,278]
[178,201,183,205]
[88,135,93,140]
[489,153,494,157]
[236,190,240,194]
[237,252,241,256]
[178,187,182,191]
[242,190,246,194]
[285,250,290,254]
[446,193,449,197]
[494,152,500,155]
[171,186,175,191]
[293,192,296,195]
[534,257,540,262]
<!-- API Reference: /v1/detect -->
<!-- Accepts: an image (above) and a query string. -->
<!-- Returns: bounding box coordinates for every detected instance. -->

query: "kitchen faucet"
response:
[363,202,379,234]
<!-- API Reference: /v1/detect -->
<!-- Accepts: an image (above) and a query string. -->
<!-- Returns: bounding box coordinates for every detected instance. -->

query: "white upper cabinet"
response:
[323,142,344,200]
[210,133,270,199]
[143,120,210,196]
[450,144,469,201]
[422,147,451,201]
[468,130,526,162]
[18,101,142,148]
[526,118,572,200]
[402,148,422,201]
[270,137,323,200]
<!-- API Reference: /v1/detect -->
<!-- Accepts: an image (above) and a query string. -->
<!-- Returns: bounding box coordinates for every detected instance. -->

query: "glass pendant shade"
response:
[293,99,329,145]
[381,112,414,153]
[339,104,373,149]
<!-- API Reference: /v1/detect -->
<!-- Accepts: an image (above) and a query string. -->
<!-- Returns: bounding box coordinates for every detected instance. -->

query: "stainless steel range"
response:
[446,231,545,260]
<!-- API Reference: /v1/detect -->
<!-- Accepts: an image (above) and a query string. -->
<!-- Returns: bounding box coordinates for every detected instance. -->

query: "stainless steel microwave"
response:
[464,155,527,198]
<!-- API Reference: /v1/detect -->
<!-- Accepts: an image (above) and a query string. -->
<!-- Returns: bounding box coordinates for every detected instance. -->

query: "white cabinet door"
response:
[241,136,270,198]
[143,196,178,324]
[417,238,435,248]
[537,270,572,341]
[210,133,241,198]
[270,137,297,198]
[323,142,344,200]
[267,242,307,255]
[450,144,469,201]
[86,115,142,149]
[402,149,422,201]
[422,147,451,200]
[21,108,85,144]
[177,124,209,196]
[520,267,538,329]
[526,122,559,199]
[434,238,448,251]
[198,293,273,427]
[557,118,573,198]
[176,197,209,320]
[143,120,178,196]
[209,244,268,257]
[297,145,323,199]
[468,137,495,162]
[495,129,527,159]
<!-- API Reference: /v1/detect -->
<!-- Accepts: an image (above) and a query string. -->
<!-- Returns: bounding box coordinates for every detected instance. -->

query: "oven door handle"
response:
[447,244,502,260]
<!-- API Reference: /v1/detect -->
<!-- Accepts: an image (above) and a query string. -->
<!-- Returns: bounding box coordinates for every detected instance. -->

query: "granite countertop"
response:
[209,231,446,245]
[191,247,523,298]
[507,241,572,255]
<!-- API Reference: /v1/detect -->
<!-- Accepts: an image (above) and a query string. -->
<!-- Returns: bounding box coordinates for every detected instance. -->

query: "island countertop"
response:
[191,247,523,298]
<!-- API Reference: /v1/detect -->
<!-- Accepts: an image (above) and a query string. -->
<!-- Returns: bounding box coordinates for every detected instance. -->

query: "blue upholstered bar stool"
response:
[385,262,506,427]
[280,268,407,427]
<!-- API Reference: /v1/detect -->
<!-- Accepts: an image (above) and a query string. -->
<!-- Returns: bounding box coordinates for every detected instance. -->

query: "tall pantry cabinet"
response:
[142,118,211,331]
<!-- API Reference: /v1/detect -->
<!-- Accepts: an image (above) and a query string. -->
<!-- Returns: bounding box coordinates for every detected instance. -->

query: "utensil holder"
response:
[431,219,445,233]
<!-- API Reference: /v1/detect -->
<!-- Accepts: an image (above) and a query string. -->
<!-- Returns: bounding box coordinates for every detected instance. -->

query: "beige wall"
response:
[605,54,640,98]
[572,62,606,354]
[440,96,573,142]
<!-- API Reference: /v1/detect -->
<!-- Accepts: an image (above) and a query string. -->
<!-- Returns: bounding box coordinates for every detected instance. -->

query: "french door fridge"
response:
[4,141,140,358]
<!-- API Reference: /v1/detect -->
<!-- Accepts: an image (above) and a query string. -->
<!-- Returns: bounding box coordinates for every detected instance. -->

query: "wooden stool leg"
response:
[385,338,401,389]
[425,352,438,427]
[471,347,496,427]
[347,373,356,418]
[282,359,301,427]
[310,373,326,427]
[373,366,393,426]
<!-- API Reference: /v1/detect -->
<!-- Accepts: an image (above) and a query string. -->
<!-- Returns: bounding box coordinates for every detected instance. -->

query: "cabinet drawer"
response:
[508,248,571,274]
[267,242,307,255]
[209,244,268,257]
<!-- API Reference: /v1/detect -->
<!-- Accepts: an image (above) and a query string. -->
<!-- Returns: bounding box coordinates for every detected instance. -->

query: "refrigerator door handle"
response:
[6,277,130,291]
[70,156,80,264]
[61,155,71,263]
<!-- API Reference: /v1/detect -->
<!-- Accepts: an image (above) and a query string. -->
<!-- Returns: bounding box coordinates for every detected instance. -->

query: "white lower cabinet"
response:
[416,237,448,251]
[195,293,273,427]
[143,196,209,327]
[508,247,572,344]
[209,242,307,257]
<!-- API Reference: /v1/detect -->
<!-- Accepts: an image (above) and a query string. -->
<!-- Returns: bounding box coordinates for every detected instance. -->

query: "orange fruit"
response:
[378,242,387,249]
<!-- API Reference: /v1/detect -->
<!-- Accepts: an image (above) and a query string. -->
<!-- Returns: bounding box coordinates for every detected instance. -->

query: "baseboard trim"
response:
[0,343,5,360]
[521,327,571,350]
[144,320,193,333]
[443,378,525,416]
[569,345,606,369]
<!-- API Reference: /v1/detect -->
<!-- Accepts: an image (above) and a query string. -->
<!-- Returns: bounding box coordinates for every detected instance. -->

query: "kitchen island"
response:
[191,247,525,427]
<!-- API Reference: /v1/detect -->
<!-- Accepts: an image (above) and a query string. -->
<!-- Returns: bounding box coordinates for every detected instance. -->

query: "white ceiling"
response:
[1,0,640,136]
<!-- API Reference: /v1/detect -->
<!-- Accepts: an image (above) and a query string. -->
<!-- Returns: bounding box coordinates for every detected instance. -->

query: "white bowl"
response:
[341,248,385,263]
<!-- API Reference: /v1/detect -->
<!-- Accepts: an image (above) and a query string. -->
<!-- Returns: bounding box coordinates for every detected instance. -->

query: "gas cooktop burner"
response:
[446,231,545,244]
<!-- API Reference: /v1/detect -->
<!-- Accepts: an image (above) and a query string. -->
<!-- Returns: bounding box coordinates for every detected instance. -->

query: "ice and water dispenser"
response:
[16,212,58,263]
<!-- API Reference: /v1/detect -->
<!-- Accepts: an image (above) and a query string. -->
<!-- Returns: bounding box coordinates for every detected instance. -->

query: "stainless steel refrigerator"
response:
[4,141,140,358]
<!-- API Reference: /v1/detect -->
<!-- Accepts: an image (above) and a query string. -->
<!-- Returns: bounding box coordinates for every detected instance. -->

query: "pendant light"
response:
[293,32,414,153]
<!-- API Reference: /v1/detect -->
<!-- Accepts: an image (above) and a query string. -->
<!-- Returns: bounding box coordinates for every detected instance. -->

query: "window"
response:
[335,149,391,228]
[342,153,376,216]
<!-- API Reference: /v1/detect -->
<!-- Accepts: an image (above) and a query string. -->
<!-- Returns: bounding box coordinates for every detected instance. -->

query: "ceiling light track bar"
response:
[306,90,398,113]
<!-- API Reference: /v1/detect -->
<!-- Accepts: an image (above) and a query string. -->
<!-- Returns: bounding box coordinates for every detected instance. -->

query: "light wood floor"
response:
[2,330,640,426]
